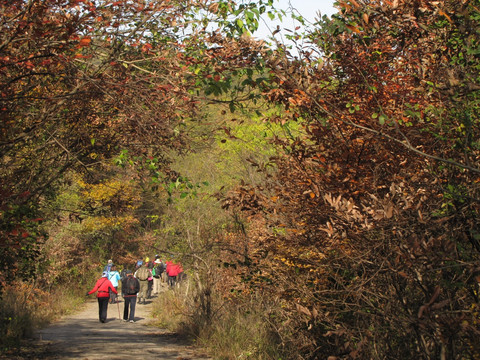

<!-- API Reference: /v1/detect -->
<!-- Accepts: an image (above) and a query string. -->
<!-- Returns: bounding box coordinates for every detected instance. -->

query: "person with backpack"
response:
[134,260,149,304]
[103,259,113,272]
[86,271,118,323]
[153,257,164,295]
[121,270,140,322]
[119,265,128,282]
[146,259,154,299]
[107,264,121,304]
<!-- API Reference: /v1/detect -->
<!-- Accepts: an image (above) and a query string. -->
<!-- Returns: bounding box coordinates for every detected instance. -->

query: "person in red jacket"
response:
[166,260,183,287]
[86,271,118,323]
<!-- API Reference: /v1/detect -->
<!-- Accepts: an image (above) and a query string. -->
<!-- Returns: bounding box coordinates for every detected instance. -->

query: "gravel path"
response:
[30,293,210,360]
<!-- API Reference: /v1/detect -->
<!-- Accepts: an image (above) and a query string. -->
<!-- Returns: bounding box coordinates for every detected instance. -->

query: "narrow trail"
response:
[30,292,210,360]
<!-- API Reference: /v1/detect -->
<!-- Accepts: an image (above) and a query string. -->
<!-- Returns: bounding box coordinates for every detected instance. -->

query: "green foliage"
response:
[198,0,277,37]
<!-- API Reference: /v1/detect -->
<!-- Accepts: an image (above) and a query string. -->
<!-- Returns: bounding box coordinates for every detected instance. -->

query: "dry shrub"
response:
[150,285,188,330]
[0,281,85,353]
[150,267,284,359]
[0,284,34,350]
[196,300,283,360]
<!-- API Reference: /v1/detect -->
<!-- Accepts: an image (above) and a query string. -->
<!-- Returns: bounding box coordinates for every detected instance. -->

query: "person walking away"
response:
[122,270,140,322]
[153,258,164,294]
[120,265,128,282]
[176,262,185,284]
[103,259,113,272]
[147,260,154,298]
[166,259,180,287]
[134,261,149,304]
[86,271,117,323]
[108,264,121,303]
[165,258,173,287]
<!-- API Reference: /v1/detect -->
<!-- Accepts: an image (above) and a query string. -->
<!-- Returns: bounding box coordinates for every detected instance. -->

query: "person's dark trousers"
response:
[147,280,153,298]
[123,296,137,321]
[98,297,109,322]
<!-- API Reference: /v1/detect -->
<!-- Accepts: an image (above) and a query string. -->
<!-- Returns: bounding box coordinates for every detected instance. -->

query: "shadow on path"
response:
[12,295,211,360]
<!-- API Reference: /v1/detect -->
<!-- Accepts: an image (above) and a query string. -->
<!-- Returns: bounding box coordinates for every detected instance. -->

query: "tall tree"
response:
[225,0,480,358]
[0,0,274,292]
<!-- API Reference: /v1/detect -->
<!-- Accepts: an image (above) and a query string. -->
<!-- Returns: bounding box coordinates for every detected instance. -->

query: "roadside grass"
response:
[196,306,283,360]
[150,284,186,330]
[151,280,283,360]
[0,281,85,354]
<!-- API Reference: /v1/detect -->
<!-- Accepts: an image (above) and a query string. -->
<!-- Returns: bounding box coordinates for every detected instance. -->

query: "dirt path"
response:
[30,293,210,360]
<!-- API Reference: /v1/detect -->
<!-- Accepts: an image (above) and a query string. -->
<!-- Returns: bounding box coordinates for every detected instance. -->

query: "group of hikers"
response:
[86,255,184,323]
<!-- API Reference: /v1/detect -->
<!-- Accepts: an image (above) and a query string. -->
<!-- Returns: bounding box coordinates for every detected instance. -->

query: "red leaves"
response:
[24,61,35,69]
[7,229,29,238]
[39,59,52,66]
[78,37,91,47]
[141,43,152,53]
[19,191,31,198]
[156,84,171,93]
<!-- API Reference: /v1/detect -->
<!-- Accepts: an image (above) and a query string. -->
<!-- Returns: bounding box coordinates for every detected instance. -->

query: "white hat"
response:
[154,259,161,264]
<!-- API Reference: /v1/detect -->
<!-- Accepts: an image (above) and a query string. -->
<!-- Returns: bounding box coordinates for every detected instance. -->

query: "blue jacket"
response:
[108,270,121,287]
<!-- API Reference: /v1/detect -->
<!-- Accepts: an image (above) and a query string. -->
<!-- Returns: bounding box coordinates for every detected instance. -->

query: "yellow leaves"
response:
[75,176,141,213]
[82,180,123,201]
[276,256,315,270]
[79,179,133,202]
[82,215,138,232]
